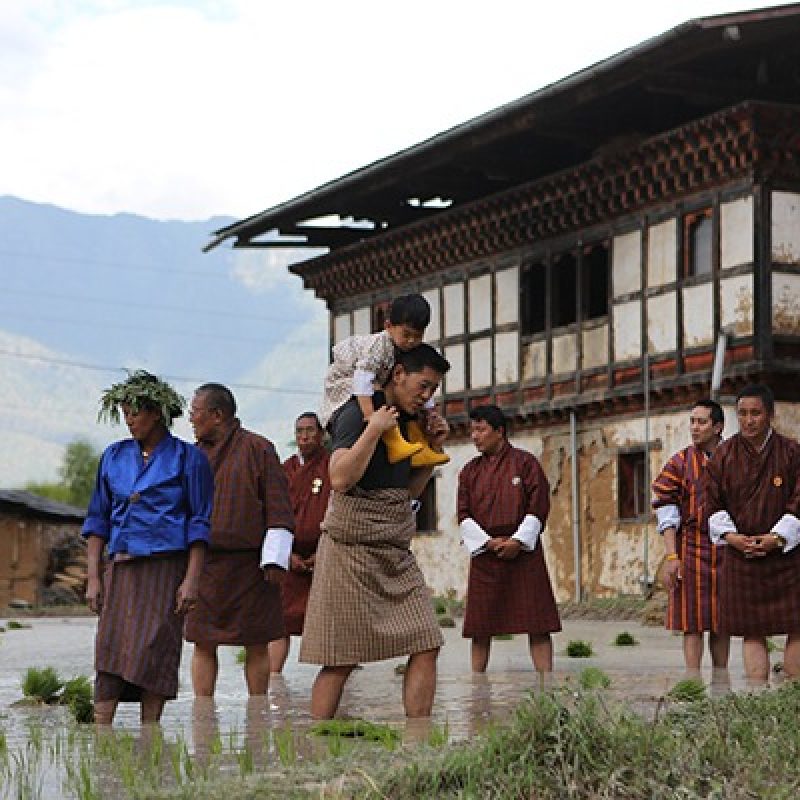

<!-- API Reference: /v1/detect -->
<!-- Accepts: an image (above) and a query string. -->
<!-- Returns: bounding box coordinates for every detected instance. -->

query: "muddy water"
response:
[0,616,782,797]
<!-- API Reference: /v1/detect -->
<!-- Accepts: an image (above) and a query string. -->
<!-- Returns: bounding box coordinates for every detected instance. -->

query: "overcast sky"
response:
[0,0,784,222]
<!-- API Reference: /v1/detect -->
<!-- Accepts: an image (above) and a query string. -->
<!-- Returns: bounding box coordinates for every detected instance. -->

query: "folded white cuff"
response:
[260,528,293,570]
[353,369,377,396]
[708,511,737,545]
[772,514,800,553]
[655,504,681,534]
[460,518,489,556]
[511,514,542,551]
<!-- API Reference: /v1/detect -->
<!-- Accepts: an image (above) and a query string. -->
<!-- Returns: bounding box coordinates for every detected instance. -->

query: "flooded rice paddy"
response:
[0,615,782,798]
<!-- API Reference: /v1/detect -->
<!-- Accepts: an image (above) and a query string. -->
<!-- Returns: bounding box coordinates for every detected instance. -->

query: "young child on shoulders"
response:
[319,293,449,467]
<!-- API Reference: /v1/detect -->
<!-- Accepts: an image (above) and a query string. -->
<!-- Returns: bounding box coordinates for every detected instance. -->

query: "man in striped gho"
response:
[652,399,729,672]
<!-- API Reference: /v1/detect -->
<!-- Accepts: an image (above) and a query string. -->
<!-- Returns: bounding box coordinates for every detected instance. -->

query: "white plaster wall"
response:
[720,273,753,336]
[772,272,800,336]
[646,291,677,354]
[772,190,800,264]
[552,332,577,374]
[495,331,519,385]
[612,301,641,361]
[444,343,465,393]
[469,274,492,332]
[776,402,800,440]
[522,339,547,381]
[444,282,465,336]
[612,230,642,297]
[333,313,351,344]
[423,288,440,342]
[352,306,371,335]
[495,266,519,325]
[682,282,714,348]
[720,195,754,269]
[647,218,677,288]
[469,337,492,388]
[582,324,608,371]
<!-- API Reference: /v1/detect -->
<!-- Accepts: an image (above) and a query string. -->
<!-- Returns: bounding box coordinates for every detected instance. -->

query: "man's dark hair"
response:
[393,343,450,377]
[296,411,322,430]
[469,404,508,437]
[693,398,724,427]
[389,293,430,330]
[196,383,237,418]
[736,383,775,414]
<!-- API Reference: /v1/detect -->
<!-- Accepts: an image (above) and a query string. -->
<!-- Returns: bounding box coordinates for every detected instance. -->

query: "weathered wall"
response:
[413,402,800,602]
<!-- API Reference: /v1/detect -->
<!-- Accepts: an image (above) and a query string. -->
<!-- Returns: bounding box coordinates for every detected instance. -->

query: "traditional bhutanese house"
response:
[0,490,86,608]
[207,5,800,601]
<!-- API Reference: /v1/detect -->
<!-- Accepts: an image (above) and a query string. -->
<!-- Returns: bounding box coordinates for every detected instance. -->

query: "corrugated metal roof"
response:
[205,3,800,263]
[0,489,86,522]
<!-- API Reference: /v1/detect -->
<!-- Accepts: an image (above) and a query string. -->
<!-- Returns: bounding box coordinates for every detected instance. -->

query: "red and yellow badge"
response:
[773,475,783,488]
[311,477,323,494]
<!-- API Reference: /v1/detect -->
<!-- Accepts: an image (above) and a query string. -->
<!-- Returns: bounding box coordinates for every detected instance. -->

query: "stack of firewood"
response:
[44,532,88,605]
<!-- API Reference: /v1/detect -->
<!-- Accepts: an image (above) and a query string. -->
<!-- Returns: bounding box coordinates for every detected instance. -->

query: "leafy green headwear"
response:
[98,370,185,427]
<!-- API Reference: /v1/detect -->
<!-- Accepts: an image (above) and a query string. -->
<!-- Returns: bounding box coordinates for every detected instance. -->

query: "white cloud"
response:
[0,0,782,220]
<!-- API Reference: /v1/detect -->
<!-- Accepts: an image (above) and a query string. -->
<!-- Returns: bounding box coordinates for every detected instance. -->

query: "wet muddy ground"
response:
[0,615,786,798]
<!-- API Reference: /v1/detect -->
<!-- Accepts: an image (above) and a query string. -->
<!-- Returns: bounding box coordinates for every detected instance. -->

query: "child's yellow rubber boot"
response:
[407,420,450,467]
[382,424,423,464]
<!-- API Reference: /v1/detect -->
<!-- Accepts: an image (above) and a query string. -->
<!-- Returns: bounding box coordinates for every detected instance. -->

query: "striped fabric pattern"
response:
[705,432,800,635]
[299,487,444,666]
[95,554,187,702]
[652,445,722,633]
[458,442,561,637]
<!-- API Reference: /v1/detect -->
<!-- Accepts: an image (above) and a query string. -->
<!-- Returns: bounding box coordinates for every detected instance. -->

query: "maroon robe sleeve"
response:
[457,461,476,524]
[521,451,550,525]
[260,441,294,531]
[652,450,687,510]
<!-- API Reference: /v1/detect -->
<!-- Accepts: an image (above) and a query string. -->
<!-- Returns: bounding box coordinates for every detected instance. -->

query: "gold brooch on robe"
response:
[773,475,783,487]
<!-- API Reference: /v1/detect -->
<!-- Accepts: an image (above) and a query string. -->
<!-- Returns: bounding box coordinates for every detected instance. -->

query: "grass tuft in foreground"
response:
[370,681,800,799]
[613,631,638,646]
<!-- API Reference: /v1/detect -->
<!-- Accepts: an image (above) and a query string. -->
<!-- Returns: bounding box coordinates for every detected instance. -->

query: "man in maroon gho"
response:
[458,404,561,673]
[269,412,331,673]
[705,383,800,681]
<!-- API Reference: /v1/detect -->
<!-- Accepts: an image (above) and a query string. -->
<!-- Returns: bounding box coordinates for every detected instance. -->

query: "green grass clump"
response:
[7,620,29,630]
[432,596,448,615]
[613,631,638,646]
[667,678,706,703]
[21,667,63,702]
[310,718,400,748]
[235,648,246,665]
[438,615,456,628]
[566,639,593,658]
[60,675,94,723]
[374,682,800,798]
[579,667,612,690]
[493,633,514,641]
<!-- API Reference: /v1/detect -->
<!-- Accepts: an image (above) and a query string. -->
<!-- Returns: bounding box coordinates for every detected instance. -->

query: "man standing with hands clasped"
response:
[458,404,561,674]
[704,384,800,681]
[652,399,729,671]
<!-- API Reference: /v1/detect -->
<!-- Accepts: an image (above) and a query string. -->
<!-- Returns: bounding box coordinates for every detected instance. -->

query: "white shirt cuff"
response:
[460,518,490,556]
[353,369,377,396]
[511,514,542,551]
[708,511,737,545]
[260,528,293,570]
[655,504,681,534]
[772,514,800,553]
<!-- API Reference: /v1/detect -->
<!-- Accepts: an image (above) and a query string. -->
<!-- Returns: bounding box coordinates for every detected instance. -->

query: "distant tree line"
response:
[25,437,100,508]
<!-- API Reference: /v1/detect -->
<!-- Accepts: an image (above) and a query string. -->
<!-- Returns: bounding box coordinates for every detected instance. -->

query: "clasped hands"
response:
[725,531,782,559]
[487,536,522,560]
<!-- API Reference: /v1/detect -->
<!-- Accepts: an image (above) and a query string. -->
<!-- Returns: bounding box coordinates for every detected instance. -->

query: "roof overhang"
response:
[205,3,800,267]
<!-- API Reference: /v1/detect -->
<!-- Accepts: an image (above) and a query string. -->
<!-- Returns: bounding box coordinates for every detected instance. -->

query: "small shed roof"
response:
[205,3,800,267]
[0,490,86,523]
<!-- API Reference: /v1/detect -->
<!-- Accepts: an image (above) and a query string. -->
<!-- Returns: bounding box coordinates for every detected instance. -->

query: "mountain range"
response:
[0,196,328,486]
